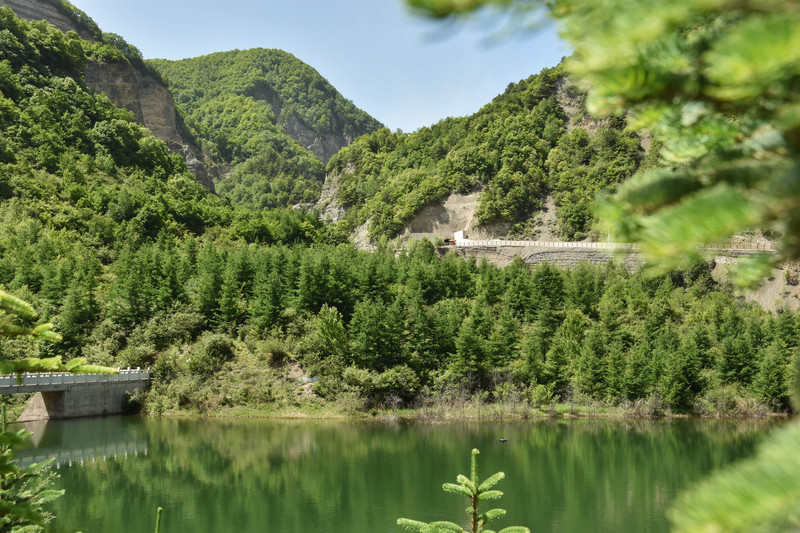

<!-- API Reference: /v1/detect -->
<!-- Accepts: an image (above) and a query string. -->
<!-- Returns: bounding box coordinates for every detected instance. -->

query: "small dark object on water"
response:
[497,438,508,444]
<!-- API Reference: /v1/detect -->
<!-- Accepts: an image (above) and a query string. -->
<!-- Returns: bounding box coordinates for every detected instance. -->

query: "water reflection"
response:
[14,417,148,469]
[18,417,781,533]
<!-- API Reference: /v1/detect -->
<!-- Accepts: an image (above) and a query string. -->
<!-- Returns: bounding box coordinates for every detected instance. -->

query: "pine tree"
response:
[518,322,546,385]
[604,338,626,402]
[349,298,404,371]
[250,265,284,333]
[623,341,651,400]
[662,336,704,413]
[486,308,519,368]
[193,243,224,322]
[217,247,252,328]
[453,295,493,389]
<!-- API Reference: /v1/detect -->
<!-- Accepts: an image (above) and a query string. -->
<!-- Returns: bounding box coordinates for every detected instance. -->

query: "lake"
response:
[14,416,779,532]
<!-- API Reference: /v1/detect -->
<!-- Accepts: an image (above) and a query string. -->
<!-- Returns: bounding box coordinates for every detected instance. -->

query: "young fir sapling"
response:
[397,448,530,533]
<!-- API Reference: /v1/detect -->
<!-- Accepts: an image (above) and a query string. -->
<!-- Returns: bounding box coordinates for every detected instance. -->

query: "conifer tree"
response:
[603,339,625,401]
[751,341,791,411]
[398,449,529,533]
[486,308,519,368]
[193,243,224,322]
[573,325,607,399]
[250,266,284,332]
[662,338,703,413]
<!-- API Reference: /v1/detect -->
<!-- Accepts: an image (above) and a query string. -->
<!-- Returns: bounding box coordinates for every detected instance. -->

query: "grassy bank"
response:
[137,384,787,421]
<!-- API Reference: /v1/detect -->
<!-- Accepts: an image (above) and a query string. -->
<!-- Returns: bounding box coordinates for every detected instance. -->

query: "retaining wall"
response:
[448,245,769,269]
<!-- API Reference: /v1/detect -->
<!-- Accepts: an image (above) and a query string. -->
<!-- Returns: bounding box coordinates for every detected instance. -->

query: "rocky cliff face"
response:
[281,113,353,165]
[89,63,216,192]
[320,75,597,246]
[553,77,611,134]
[249,84,355,164]
[3,0,216,193]
[314,164,349,222]
[0,0,93,39]
[83,60,216,191]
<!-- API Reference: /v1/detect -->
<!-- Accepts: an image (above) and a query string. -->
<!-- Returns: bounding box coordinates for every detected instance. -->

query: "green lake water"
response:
[14,416,780,533]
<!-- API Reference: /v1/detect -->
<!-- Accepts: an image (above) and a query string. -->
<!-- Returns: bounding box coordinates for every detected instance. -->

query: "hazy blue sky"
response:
[67,0,568,132]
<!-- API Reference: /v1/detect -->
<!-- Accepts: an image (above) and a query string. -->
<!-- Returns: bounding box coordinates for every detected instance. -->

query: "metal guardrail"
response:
[0,368,151,392]
[457,239,639,249]
[454,239,774,251]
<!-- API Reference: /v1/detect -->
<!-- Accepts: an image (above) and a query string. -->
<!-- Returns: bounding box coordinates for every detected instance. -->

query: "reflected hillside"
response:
[37,417,779,533]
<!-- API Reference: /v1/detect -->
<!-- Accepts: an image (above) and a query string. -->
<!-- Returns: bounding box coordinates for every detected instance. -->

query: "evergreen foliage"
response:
[0,406,63,532]
[403,2,800,532]
[0,288,111,532]
[551,0,800,281]
[398,448,529,533]
[0,4,795,421]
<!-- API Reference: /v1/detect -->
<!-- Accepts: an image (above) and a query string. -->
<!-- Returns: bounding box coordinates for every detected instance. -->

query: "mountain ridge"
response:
[2,0,384,204]
[320,66,643,246]
[0,0,219,192]
[147,48,384,209]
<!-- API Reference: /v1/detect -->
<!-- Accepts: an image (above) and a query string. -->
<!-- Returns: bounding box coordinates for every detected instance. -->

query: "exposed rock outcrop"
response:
[318,75,620,248]
[553,77,612,134]
[314,165,350,223]
[84,61,215,192]
[281,113,353,165]
[4,0,216,193]
[249,83,356,165]
[0,0,94,39]
[83,61,144,122]
[82,60,214,191]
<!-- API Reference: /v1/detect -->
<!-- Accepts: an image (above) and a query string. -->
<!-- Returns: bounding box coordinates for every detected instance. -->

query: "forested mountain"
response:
[148,50,383,210]
[0,7,325,354]
[324,65,644,241]
[2,0,222,192]
[0,5,795,421]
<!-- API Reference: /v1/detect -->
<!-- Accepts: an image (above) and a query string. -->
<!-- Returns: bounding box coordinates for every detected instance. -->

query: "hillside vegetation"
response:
[0,8,324,360]
[0,7,795,420]
[325,65,644,241]
[148,50,383,210]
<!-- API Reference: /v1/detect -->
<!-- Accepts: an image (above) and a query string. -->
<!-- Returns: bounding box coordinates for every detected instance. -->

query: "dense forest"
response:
[0,1,795,532]
[0,6,796,421]
[326,66,644,240]
[148,50,383,210]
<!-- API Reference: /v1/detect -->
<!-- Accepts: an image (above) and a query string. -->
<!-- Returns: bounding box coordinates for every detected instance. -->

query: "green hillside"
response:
[327,65,644,240]
[148,50,383,210]
[0,6,794,423]
[0,7,324,354]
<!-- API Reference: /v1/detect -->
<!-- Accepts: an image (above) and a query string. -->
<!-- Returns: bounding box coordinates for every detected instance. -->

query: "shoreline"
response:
[137,401,794,422]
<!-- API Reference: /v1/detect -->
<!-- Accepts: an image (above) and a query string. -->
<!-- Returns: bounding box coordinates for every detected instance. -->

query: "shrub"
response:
[376,365,421,406]
[117,343,155,369]
[187,333,234,378]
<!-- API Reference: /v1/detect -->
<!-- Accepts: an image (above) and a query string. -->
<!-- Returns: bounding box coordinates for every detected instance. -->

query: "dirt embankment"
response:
[713,262,800,312]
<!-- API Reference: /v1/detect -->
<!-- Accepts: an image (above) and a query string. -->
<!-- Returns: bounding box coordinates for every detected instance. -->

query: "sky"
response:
[66,0,569,133]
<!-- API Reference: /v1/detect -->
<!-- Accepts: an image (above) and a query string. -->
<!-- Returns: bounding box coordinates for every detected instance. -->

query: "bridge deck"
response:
[0,368,150,394]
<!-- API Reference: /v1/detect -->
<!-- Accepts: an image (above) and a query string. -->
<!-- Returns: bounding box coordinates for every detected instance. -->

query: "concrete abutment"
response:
[18,381,147,422]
